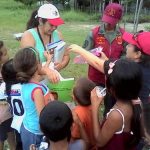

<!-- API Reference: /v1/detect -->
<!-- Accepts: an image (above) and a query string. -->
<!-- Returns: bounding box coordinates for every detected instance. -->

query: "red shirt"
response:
[71,105,96,148]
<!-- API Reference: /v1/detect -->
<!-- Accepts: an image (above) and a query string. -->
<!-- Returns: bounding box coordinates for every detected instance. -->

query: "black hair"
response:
[40,101,73,142]
[133,45,150,67]
[0,41,4,60]
[26,9,47,30]
[143,104,150,136]
[1,59,18,96]
[104,59,142,146]
[105,59,142,101]
[73,77,96,106]
[13,47,39,83]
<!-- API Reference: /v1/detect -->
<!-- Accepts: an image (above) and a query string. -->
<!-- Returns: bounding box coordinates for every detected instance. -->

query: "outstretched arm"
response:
[68,44,105,73]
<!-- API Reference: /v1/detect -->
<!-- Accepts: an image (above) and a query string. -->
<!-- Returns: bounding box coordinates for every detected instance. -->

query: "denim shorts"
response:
[0,118,14,141]
[20,124,43,150]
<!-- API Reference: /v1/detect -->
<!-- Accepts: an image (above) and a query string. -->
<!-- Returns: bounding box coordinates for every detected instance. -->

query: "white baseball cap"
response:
[37,4,64,26]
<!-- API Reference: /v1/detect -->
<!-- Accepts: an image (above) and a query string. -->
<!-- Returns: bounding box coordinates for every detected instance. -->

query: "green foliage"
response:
[14,0,38,6]
[144,25,150,31]
[124,14,150,23]
[61,10,99,22]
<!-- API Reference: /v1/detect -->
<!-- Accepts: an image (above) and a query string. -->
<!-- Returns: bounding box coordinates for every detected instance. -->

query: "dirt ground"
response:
[67,22,149,32]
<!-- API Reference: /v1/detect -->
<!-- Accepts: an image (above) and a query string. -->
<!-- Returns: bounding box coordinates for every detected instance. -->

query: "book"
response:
[46,40,66,63]
[47,78,75,102]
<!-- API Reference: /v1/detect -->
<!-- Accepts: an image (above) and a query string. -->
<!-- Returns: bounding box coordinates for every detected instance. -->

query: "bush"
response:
[125,14,150,23]
[144,25,150,31]
[14,0,38,6]
[61,10,100,22]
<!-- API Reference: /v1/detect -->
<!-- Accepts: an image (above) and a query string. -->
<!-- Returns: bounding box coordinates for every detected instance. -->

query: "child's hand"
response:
[30,144,37,150]
[91,87,104,109]
[44,51,53,62]
[67,44,83,53]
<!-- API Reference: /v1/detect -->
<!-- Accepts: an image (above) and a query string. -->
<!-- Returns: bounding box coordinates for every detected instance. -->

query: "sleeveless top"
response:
[21,82,49,134]
[98,108,136,150]
[28,29,60,62]
[7,83,24,133]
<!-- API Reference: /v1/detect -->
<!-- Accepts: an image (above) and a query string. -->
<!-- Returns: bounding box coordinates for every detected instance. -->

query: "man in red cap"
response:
[82,3,126,116]
[83,3,125,87]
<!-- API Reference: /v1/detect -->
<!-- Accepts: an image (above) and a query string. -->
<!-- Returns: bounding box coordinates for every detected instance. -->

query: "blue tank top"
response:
[22,82,48,134]
[28,28,60,62]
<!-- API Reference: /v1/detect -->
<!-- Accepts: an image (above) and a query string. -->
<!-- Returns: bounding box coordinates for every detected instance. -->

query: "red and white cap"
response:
[37,4,64,26]
[123,31,150,55]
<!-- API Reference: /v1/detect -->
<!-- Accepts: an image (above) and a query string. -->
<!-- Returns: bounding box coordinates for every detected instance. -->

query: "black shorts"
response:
[0,118,14,142]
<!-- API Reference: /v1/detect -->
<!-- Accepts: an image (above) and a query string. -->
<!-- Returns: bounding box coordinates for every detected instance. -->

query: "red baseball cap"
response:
[123,31,150,55]
[37,4,64,26]
[102,3,123,25]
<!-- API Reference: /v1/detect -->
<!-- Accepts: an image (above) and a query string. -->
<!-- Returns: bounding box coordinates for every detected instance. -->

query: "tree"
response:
[14,0,39,6]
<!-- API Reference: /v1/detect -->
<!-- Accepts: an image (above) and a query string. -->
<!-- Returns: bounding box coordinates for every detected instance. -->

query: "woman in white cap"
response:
[20,4,69,81]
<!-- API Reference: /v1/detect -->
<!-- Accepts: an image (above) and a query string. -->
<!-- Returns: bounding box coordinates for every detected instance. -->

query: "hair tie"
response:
[29,47,37,54]
[132,98,141,105]
[29,47,40,62]
[108,60,117,75]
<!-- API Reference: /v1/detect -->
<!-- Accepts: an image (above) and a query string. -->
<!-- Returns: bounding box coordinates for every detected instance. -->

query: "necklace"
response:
[37,27,51,50]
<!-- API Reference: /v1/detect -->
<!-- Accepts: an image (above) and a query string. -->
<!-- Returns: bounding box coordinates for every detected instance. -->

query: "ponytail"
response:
[26,9,39,30]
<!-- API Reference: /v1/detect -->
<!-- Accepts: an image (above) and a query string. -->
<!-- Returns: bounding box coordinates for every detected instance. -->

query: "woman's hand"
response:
[91,87,104,110]
[43,68,60,83]
[54,62,62,71]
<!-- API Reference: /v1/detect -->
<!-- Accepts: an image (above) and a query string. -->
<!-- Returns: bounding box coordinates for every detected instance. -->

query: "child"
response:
[71,77,96,149]
[13,47,52,150]
[1,59,23,150]
[68,44,142,149]
[38,100,86,150]
[0,41,9,81]
[0,41,16,150]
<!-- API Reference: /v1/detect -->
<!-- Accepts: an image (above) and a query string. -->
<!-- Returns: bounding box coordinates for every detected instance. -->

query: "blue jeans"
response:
[20,124,43,150]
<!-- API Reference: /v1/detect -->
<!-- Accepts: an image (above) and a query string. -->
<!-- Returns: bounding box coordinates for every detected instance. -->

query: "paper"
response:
[73,55,87,64]
[13,33,23,40]
[73,46,103,64]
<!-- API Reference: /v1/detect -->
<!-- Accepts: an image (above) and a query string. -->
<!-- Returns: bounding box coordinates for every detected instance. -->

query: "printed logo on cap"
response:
[106,8,116,17]
[52,10,58,17]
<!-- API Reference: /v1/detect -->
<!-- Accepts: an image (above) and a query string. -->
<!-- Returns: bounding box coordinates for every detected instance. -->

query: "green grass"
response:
[0,0,99,79]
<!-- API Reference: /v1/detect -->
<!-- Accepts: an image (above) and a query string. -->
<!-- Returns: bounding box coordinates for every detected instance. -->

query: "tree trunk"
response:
[134,0,143,32]
[133,0,139,32]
